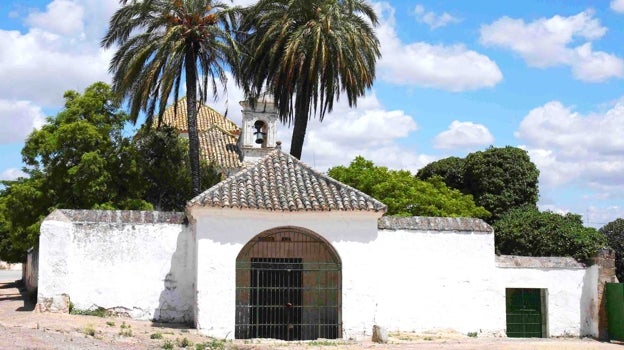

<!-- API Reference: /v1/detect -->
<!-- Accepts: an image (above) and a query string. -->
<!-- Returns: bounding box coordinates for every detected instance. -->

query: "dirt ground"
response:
[0,276,622,350]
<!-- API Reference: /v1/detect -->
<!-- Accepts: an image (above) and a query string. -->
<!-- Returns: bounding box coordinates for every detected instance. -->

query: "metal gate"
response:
[506,288,546,338]
[235,227,341,340]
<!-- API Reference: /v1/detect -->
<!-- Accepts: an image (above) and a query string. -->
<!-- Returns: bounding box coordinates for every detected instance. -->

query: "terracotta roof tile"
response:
[198,127,243,170]
[188,150,387,212]
[158,97,239,133]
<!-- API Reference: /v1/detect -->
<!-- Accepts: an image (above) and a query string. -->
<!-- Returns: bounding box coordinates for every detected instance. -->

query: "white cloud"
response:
[25,0,85,36]
[480,11,624,82]
[585,205,624,228]
[0,0,117,107]
[0,168,27,181]
[433,121,494,150]
[0,100,45,144]
[515,101,624,197]
[272,92,432,172]
[375,2,502,91]
[0,0,118,152]
[611,0,624,13]
[413,4,460,30]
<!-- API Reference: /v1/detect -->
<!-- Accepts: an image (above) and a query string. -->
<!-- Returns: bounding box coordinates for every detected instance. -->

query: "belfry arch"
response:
[235,226,342,340]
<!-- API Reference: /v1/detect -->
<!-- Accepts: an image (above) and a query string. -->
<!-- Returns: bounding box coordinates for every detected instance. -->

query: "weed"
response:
[423,336,433,341]
[106,321,115,327]
[150,332,163,339]
[83,325,96,337]
[176,337,193,348]
[307,340,338,346]
[467,332,478,338]
[162,340,174,350]
[118,322,132,337]
[196,338,226,350]
[70,306,108,317]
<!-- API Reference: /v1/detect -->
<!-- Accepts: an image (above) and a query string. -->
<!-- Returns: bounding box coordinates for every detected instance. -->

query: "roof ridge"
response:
[187,150,387,212]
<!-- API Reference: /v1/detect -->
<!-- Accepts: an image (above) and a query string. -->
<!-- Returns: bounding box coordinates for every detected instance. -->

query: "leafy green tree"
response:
[419,146,539,223]
[133,125,221,211]
[0,83,221,262]
[463,146,539,222]
[102,0,239,196]
[328,157,489,218]
[599,218,624,281]
[416,156,465,190]
[0,178,47,263]
[21,82,148,210]
[494,206,607,261]
[237,0,381,159]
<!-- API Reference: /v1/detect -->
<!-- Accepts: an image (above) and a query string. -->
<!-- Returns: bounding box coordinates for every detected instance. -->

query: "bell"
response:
[253,120,266,144]
[254,130,265,144]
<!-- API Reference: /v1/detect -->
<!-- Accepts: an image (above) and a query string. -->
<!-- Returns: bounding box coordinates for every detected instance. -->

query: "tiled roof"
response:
[188,150,387,212]
[158,97,240,133]
[198,126,243,169]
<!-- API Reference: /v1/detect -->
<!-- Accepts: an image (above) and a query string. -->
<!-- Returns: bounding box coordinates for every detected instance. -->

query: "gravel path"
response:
[0,274,622,350]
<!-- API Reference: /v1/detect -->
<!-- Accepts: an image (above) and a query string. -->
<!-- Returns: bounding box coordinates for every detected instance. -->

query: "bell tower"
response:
[239,94,279,165]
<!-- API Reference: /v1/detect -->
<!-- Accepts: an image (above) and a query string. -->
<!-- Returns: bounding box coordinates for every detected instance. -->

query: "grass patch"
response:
[307,340,340,346]
[162,340,174,350]
[150,332,164,339]
[467,332,478,338]
[70,306,108,317]
[106,321,115,327]
[118,321,132,337]
[195,338,226,350]
[176,337,193,348]
[83,325,96,337]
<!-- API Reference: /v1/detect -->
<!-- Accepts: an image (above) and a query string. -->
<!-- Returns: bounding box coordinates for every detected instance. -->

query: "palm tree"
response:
[236,0,381,160]
[102,0,239,196]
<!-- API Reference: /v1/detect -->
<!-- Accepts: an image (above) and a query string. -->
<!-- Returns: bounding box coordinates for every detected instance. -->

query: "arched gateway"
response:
[235,227,341,340]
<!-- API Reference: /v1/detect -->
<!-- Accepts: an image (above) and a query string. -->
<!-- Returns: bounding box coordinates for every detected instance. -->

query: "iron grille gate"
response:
[235,228,341,340]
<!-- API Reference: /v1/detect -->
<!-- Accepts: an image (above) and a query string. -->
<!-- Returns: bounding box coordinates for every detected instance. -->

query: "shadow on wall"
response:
[153,226,194,326]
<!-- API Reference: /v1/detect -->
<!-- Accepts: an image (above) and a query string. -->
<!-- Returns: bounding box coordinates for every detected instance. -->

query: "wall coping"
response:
[45,209,186,225]
[378,216,493,233]
[496,255,587,269]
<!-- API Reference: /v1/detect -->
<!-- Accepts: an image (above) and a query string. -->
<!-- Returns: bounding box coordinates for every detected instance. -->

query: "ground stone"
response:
[372,325,388,343]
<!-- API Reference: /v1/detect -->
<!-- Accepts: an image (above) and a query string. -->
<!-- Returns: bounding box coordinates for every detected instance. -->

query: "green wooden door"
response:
[606,283,624,341]
[506,288,545,338]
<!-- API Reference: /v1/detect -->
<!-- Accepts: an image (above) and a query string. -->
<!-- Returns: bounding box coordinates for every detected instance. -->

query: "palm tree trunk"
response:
[290,114,308,160]
[289,91,311,160]
[185,47,202,196]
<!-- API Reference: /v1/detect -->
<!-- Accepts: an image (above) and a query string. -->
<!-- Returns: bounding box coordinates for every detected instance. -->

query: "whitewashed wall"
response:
[37,208,603,339]
[495,256,598,337]
[190,207,380,338]
[191,211,601,339]
[352,228,501,337]
[38,210,194,322]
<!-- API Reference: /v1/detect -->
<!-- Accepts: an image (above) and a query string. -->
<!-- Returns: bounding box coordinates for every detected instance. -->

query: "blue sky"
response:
[1,0,624,227]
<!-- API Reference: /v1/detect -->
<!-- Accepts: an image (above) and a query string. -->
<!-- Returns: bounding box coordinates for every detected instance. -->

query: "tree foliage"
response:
[0,83,220,262]
[416,156,465,190]
[102,0,239,196]
[416,146,539,223]
[328,156,489,218]
[494,206,607,261]
[599,218,624,281]
[237,0,381,159]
